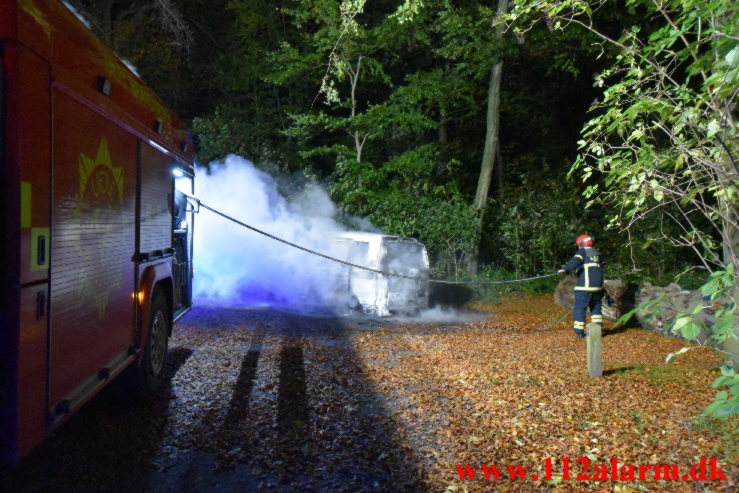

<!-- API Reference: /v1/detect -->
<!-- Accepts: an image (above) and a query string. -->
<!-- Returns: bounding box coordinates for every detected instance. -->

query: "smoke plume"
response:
[191,155,477,322]
[192,156,364,312]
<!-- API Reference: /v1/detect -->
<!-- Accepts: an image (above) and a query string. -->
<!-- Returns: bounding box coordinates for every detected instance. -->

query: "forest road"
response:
[0,305,481,493]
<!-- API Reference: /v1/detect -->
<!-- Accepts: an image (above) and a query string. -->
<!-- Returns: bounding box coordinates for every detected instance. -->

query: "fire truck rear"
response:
[0,0,195,462]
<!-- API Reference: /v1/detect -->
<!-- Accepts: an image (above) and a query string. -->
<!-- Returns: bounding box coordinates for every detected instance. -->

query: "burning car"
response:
[333,233,430,316]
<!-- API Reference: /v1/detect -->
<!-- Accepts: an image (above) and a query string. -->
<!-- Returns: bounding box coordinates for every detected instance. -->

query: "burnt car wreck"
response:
[334,233,430,316]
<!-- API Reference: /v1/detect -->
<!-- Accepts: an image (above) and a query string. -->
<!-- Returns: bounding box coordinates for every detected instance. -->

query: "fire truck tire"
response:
[138,288,170,392]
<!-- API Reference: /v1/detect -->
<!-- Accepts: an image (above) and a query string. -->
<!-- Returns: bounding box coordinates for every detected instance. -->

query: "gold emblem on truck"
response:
[77,138,125,318]
[79,139,123,205]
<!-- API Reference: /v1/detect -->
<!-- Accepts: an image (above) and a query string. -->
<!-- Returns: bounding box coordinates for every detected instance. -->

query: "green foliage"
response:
[508,0,739,417]
[657,270,737,417]
[692,413,739,463]
[707,364,739,418]
[332,171,482,278]
[264,0,606,279]
[512,0,738,269]
[496,180,580,273]
[474,266,561,303]
[192,108,257,165]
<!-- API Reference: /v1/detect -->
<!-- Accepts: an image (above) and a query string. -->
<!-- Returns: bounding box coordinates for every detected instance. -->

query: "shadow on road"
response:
[2,306,428,492]
[0,347,193,493]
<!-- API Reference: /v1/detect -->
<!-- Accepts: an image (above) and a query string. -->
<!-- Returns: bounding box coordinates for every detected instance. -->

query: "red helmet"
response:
[576,234,593,248]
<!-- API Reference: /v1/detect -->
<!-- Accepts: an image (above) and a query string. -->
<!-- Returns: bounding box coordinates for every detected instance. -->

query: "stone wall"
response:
[635,282,713,343]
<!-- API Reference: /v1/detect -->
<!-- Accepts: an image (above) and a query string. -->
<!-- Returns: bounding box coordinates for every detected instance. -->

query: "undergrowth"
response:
[692,415,739,464]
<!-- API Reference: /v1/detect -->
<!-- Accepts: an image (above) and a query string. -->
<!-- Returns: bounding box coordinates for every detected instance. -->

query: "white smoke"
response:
[396,306,484,324]
[191,155,475,321]
[192,155,361,312]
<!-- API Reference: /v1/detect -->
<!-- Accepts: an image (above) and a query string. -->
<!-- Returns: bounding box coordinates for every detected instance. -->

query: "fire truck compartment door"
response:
[48,88,137,406]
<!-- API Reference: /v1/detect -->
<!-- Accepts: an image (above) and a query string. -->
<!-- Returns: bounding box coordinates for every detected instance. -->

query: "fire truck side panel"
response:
[45,1,189,162]
[1,44,52,462]
[17,284,49,459]
[0,40,22,465]
[136,140,177,344]
[49,89,137,406]
[50,10,166,141]
[4,0,52,61]
[14,48,51,286]
[0,0,16,40]
[5,0,192,166]
[139,142,175,254]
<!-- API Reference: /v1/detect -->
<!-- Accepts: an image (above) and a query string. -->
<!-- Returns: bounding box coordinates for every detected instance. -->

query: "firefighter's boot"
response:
[573,321,585,339]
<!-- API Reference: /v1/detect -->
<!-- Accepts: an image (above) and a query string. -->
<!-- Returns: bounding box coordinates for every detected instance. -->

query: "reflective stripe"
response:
[575,255,583,260]
[574,286,602,292]
[583,263,600,267]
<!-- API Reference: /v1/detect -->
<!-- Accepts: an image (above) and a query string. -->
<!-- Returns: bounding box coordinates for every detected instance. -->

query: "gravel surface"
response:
[1,305,459,493]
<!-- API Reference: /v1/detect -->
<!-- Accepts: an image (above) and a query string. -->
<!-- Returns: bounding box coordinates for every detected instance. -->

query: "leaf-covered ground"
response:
[351,296,738,492]
[2,295,736,492]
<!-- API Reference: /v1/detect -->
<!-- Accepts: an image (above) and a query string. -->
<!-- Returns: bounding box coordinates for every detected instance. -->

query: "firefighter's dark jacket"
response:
[562,247,603,292]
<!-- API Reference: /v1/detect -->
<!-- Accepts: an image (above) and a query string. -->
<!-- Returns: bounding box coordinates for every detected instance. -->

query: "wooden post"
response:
[587,322,602,378]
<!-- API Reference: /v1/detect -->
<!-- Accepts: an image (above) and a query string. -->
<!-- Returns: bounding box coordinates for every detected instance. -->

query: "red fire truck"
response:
[1,0,195,462]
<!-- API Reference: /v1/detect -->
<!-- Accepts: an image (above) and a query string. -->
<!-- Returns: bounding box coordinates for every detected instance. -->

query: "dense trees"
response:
[70,0,735,287]
[71,0,604,278]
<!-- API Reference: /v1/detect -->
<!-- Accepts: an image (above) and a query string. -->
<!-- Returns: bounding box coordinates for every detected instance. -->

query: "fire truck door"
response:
[48,88,137,412]
[173,170,193,317]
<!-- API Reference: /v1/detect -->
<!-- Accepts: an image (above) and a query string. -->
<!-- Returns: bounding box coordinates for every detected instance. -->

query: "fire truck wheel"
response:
[140,288,170,391]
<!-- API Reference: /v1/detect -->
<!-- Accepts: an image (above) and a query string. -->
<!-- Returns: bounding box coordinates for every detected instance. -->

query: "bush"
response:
[470,266,561,304]
[488,179,583,273]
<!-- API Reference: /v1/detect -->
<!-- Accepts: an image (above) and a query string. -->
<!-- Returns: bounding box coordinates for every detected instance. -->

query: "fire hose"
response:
[186,197,738,339]
[535,309,572,331]
[188,195,572,330]
[187,195,560,286]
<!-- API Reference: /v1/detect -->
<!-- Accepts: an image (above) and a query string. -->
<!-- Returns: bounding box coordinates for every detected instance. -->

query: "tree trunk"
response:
[721,157,739,366]
[496,142,503,199]
[348,56,365,163]
[717,94,738,366]
[439,120,448,144]
[473,59,504,214]
[468,0,508,276]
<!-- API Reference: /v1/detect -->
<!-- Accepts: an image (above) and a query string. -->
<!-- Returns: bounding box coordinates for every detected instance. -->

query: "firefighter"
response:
[557,234,603,338]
